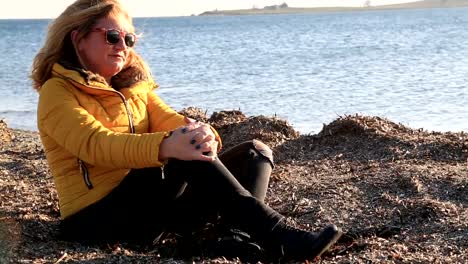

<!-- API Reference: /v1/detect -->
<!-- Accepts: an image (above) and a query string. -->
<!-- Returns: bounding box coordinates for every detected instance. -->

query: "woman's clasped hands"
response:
[159,117,218,162]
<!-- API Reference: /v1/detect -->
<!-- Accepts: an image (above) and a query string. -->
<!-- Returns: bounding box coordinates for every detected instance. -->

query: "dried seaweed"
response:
[0,112,467,263]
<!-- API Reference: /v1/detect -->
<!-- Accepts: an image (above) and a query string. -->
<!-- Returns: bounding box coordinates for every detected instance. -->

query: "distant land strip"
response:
[198,0,468,16]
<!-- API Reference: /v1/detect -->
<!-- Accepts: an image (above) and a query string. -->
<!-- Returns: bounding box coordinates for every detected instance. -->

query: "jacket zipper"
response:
[120,96,135,133]
[78,159,93,189]
[61,75,136,133]
[60,76,136,188]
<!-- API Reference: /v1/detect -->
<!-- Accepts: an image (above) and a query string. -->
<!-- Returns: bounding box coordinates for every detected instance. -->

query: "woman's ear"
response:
[70,30,86,70]
[71,30,79,44]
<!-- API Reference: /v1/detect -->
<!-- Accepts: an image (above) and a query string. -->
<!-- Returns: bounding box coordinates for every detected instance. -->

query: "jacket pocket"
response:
[78,159,93,190]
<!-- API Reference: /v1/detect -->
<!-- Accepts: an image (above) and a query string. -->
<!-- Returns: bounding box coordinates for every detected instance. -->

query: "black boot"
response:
[204,228,265,262]
[266,223,342,261]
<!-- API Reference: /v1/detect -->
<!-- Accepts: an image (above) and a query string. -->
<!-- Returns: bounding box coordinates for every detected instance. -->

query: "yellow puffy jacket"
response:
[37,63,206,219]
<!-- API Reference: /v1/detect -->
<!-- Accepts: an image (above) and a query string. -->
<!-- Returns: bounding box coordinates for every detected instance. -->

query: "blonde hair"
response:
[31,0,151,90]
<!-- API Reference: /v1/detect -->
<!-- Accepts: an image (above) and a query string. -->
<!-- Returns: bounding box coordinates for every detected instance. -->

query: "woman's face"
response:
[75,15,134,82]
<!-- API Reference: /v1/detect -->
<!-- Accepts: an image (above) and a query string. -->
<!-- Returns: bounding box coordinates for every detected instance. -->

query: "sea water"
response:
[1,7,467,134]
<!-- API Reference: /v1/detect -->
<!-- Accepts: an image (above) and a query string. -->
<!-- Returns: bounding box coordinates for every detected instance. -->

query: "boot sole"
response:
[310,224,342,259]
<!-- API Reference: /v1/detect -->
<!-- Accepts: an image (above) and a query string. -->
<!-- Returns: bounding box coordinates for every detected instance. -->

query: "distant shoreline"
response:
[3,1,468,20]
[198,0,468,16]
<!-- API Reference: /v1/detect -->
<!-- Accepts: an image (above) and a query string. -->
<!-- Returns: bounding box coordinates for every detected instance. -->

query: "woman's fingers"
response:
[194,141,211,153]
[207,141,219,156]
[184,122,201,132]
[161,120,218,162]
[190,131,214,145]
[184,116,197,124]
[177,121,207,136]
[192,141,217,161]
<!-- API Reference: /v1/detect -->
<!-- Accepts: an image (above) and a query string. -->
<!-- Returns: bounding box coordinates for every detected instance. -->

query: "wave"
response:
[0,110,36,115]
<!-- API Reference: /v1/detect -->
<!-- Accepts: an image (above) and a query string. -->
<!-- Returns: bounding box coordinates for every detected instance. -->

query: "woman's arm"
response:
[146,90,223,150]
[38,80,168,168]
[146,91,186,132]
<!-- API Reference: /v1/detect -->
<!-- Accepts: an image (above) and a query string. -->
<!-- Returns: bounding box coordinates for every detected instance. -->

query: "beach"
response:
[1,109,467,263]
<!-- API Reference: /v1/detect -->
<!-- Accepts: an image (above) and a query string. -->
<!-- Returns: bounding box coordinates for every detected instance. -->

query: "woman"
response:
[31,0,342,261]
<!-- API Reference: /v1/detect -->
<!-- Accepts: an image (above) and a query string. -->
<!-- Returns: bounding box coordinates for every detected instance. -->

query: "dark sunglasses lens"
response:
[124,34,136,47]
[106,30,121,44]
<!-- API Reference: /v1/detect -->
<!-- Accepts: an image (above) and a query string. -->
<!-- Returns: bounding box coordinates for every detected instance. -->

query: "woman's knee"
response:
[251,139,274,168]
[222,140,274,168]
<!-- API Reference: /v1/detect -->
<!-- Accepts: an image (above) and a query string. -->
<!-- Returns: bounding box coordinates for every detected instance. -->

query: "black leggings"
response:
[61,140,283,243]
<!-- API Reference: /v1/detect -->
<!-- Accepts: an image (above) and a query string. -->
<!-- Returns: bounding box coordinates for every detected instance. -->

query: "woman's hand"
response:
[158,118,218,162]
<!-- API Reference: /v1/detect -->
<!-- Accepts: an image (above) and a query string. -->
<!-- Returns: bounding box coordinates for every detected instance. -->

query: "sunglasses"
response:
[90,28,137,48]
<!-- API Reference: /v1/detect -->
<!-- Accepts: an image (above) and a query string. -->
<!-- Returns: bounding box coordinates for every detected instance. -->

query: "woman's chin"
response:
[105,64,124,77]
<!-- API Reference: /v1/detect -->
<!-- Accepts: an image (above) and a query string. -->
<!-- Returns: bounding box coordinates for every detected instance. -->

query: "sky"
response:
[0,0,419,19]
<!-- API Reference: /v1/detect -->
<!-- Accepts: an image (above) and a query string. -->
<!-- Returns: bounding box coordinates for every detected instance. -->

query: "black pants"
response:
[61,140,283,243]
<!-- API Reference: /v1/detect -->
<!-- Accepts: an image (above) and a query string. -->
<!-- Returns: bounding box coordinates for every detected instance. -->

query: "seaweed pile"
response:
[0,109,466,263]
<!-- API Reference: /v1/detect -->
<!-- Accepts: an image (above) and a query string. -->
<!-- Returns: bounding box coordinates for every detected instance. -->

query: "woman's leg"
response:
[62,152,341,261]
[163,150,341,261]
[219,140,274,202]
[214,140,275,255]
[163,157,283,238]
[161,141,276,260]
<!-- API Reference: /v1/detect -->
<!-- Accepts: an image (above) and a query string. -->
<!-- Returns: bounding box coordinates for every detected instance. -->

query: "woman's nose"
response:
[114,37,128,49]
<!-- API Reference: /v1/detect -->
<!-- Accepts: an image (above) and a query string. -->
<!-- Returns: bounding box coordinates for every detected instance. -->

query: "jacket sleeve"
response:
[146,90,186,132]
[146,90,223,149]
[38,80,168,168]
